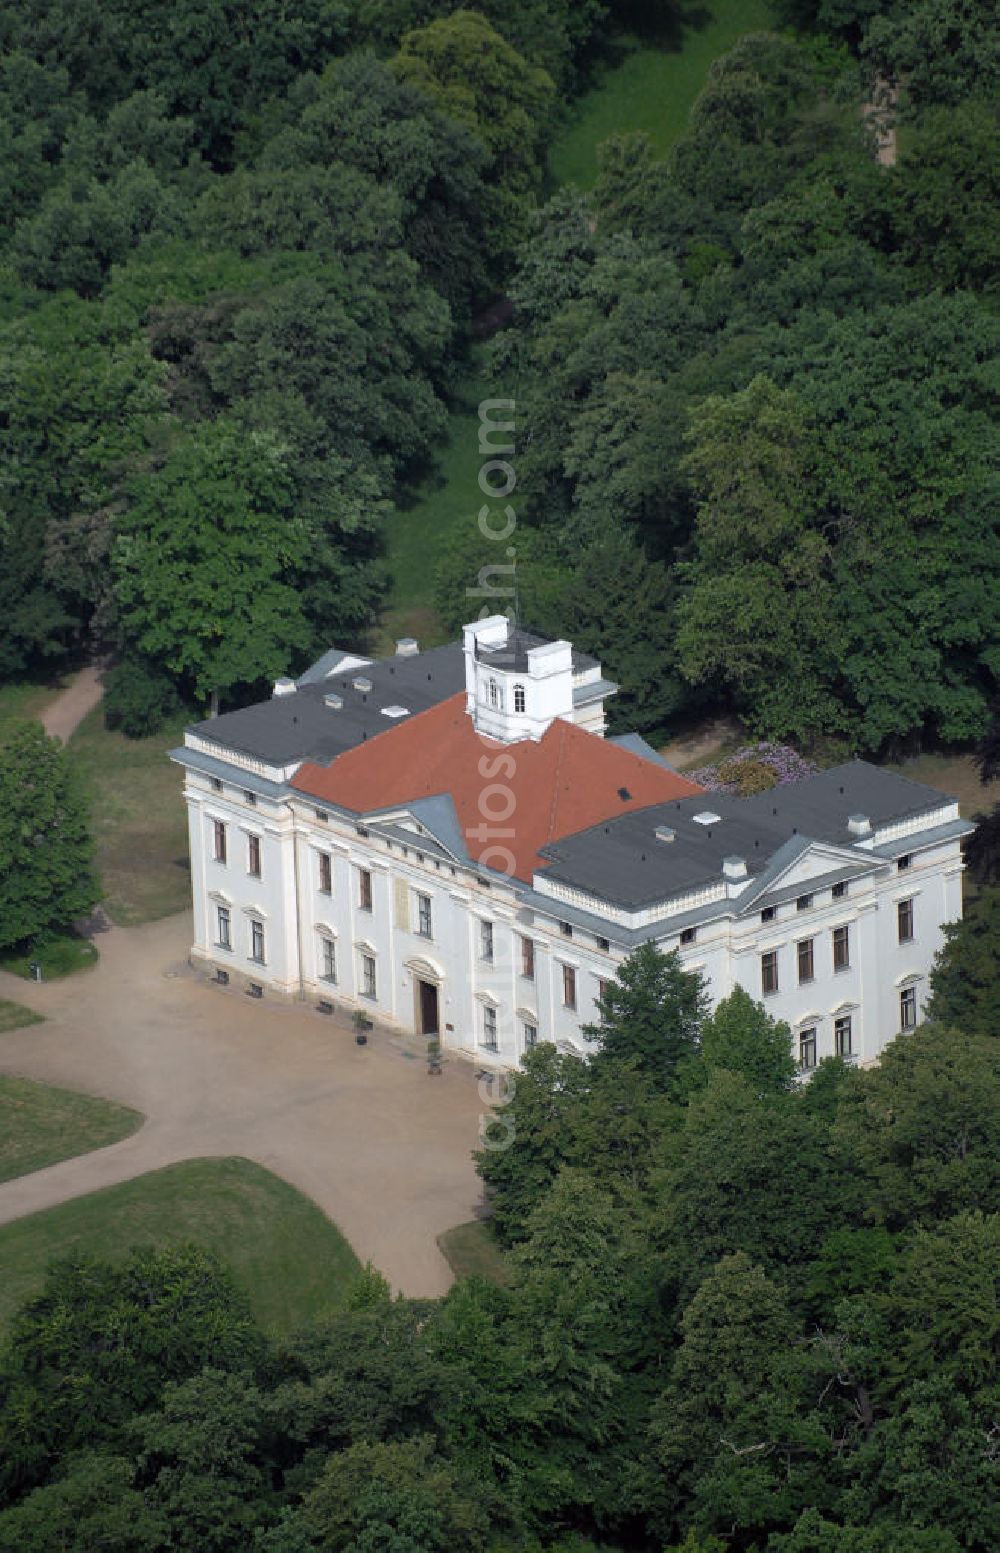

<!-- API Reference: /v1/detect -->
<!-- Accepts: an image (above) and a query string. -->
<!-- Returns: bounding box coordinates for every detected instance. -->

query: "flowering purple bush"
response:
[689,742,818,796]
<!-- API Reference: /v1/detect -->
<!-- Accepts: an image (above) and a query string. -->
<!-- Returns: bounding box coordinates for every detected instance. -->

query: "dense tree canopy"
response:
[0,722,99,950]
[2,941,997,1549]
[489,27,998,751]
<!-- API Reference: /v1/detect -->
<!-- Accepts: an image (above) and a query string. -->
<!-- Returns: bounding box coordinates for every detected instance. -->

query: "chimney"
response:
[848,814,871,838]
[722,855,748,881]
[395,637,419,657]
[272,677,296,697]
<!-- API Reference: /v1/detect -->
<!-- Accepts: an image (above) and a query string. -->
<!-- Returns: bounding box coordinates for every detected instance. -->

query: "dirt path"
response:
[659,715,742,773]
[41,665,105,743]
[0,914,485,1297]
[863,74,898,168]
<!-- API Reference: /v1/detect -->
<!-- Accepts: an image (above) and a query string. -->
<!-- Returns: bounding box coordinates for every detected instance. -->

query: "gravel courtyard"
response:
[0,912,487,1296]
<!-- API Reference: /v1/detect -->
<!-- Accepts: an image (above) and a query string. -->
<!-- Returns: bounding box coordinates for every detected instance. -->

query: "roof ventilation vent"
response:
[272,677,296,697]
[693,810,721,826]
[324,692,343,710]
[617,786,632,801]
[381,704,409,719]
[655,825,676,844]
[352,675,372,693]
[723,855,748,881]
[395,637,419,657]
[848,813,872,837]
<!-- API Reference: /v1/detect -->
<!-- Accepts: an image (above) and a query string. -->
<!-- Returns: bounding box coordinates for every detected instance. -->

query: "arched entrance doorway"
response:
[406,957,444,1037]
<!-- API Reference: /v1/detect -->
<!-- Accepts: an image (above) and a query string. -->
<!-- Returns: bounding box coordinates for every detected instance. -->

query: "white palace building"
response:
[172,616,971,1071]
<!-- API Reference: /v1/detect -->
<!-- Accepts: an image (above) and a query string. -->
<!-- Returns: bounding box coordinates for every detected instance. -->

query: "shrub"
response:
[103,657,183,738]
[689,741,818,795]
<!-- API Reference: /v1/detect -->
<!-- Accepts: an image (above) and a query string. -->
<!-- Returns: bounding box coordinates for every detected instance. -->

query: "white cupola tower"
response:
[462,616,615,743]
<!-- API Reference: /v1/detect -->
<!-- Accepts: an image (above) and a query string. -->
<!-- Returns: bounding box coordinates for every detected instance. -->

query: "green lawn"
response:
[549,1,775,190]
[438,1219,511,1286]
[377,349,498,651]
[0,1157,362,1335]
[0,1000,45,1033]
[0,1074,141,1185]
[0,679,60,744]
[68,707,191,926]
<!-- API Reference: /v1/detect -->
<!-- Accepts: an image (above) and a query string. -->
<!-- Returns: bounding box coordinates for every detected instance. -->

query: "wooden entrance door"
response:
[418,979,439,1035]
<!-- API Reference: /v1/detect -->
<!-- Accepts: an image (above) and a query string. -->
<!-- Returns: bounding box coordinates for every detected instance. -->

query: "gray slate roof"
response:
[188,643,466,766]
[537,760,958,908]
[475,628,597,675]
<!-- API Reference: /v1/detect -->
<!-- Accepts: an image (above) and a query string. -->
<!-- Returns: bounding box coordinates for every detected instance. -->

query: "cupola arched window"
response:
[513,684,526,713]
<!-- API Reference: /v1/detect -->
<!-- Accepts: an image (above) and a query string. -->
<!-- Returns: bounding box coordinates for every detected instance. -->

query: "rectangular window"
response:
[835,1014,853,1058]
[596,935,610,952]
[833,924,850,972]
[361,953,376,1000]
[482,1004,498,1050]
[900,985,917,1030]
[523,1021,537,1050]
[211,777,223,793]
[417,892,432,938]
[320,936,336,983]
[796,894,813,912]
[797,937,814,984]
[520,935,534,980]
[315,808,328,824]
[318,852,332,896]
[213,819,227,864]
[250,919,265,964]
[897,854,912,872]
[560,920,573,938]
[897,897,914,943]
[216,904,231,950]
[761,905,776,923]
[799,1028,817,1070]
[247,834,261,879]
[244,790,257,807]
[480,920,494,962]
[832,881,848,900]
[597,978,610,1006]
[761,950,779,996]
[358,868,373,912]
[562,964,577,1010]
[680,927,697,946]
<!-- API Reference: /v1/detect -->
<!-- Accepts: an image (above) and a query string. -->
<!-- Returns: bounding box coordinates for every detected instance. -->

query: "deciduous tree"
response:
[0,722,99,951]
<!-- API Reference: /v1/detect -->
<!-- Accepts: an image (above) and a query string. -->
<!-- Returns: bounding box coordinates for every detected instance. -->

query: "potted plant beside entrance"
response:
[352,1009,372,1044]
[427,1036,442,1076]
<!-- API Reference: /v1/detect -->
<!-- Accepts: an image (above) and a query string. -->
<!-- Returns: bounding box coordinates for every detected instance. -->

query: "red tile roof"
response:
[290,694,703,882]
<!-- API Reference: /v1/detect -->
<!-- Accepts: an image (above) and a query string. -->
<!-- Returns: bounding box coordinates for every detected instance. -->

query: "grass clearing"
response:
[0,679,61,744]
[438,1219,512,1286]
[0,933,98,980]
[68,707,191,926]
[378,350,498,648]
[0,1157,362,1335]
[549,1,775,190]
[0,1000,45,1033]
[0,1074,141,1184]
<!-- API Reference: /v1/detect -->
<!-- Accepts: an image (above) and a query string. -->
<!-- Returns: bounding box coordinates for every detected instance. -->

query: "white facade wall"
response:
[184,772,300,992]
[181,765,965,1071]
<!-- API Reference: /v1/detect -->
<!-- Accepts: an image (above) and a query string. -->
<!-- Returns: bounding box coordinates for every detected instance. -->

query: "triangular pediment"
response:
[366,795,469,865]
[737,836,880,914]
